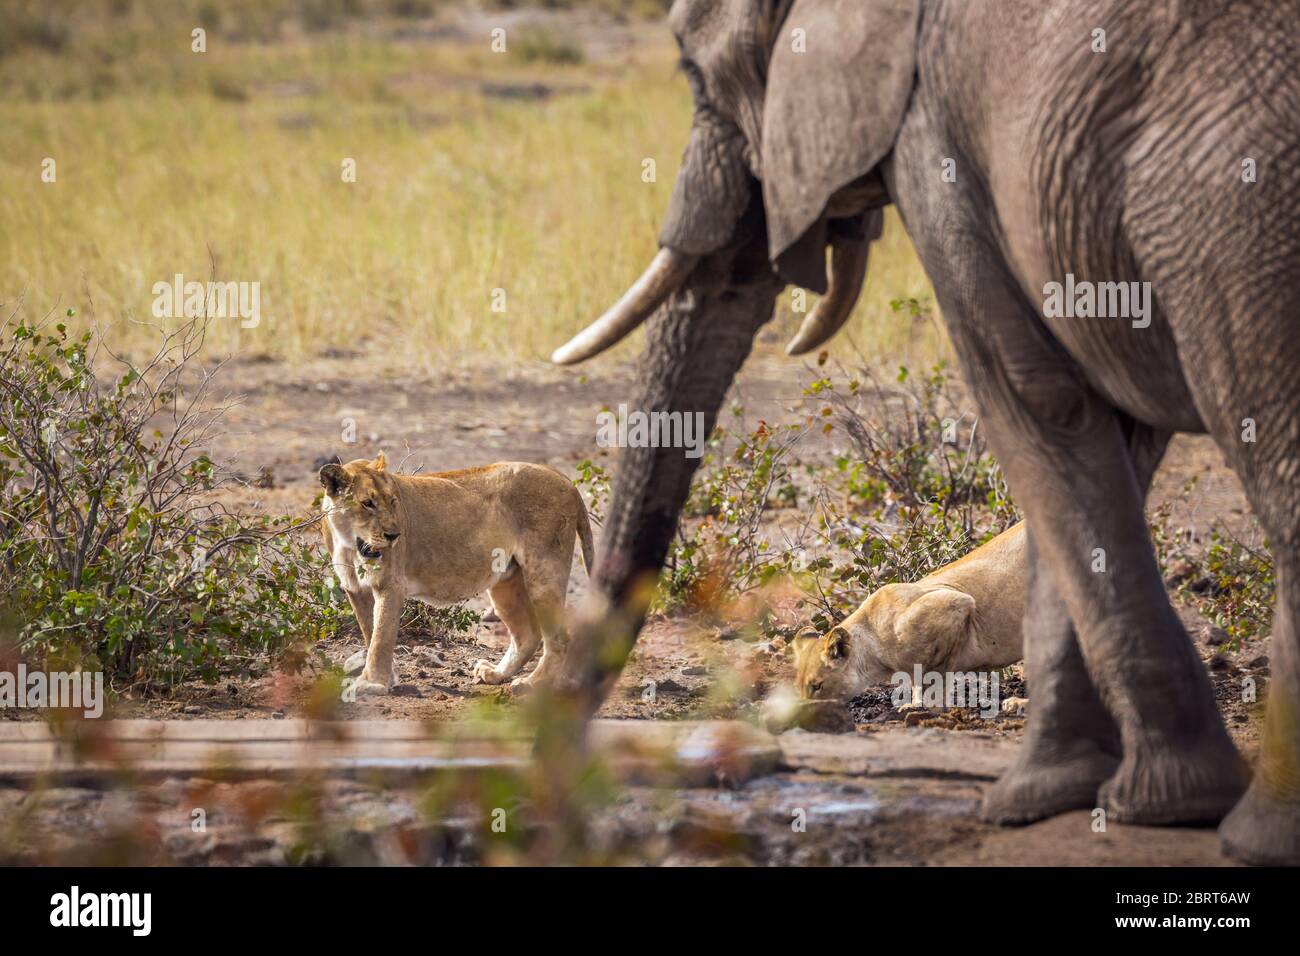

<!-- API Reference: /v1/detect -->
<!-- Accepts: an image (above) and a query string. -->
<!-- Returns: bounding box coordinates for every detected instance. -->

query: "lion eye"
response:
[809,681,823,695]
[361,499,375,510]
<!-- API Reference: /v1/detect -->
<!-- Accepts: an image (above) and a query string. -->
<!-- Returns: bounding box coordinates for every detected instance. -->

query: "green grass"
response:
[0,0,937,367]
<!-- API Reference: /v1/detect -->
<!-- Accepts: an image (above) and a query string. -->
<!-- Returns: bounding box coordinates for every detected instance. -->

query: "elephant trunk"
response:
[564,247,783,709]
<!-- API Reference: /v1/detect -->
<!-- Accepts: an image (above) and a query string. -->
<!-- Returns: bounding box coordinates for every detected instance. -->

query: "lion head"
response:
[318,452,402,559]
[790,625,865,701]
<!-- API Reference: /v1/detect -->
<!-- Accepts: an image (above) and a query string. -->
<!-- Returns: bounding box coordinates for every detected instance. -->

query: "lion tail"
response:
[576,499,596,577]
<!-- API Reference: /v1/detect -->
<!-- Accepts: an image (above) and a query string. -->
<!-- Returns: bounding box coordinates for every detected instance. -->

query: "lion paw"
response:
[509,674,538,695]
[350,676,391,698]
[473,659,506,685]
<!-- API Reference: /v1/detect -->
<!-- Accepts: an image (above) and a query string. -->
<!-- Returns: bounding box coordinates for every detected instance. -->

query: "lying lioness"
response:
[319,453,594,696]
[794,521,1027,701]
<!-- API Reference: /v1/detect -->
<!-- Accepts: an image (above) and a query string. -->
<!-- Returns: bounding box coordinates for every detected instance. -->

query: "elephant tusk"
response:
[551,248,699,365]
[784,235,870,356]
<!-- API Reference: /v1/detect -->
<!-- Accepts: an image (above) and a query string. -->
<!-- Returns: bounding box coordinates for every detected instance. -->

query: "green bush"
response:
[1149,478,1274,646]
[0,313,344,684]
[660,359,1020,626]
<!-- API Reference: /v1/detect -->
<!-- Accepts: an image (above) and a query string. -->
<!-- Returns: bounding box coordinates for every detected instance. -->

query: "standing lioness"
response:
[319,453,594,696]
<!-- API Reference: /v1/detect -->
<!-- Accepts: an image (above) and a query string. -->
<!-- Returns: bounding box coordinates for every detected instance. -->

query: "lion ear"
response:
[824,626,850,661]
[319,463,350,496]
[372,451,387,471]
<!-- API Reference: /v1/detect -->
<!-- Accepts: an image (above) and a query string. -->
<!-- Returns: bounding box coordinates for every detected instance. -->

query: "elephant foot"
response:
[981,747,1118,825]
[1219,781,1300,865]
[1099,736,1249,826]
[343,649,367,676]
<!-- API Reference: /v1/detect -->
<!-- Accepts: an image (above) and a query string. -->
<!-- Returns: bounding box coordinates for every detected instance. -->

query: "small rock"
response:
[391,684,421,697]
[1201,625,1230,646]
[903,709,934,727]
[1249,655,1269,668]
[183,705,202,715]
[271,710,286,719]
[1207,653,1236,673]
[682,665,707,676]
[1164,558,1196,586]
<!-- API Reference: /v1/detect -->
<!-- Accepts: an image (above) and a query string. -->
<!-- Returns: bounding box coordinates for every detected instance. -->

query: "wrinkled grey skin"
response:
[556,0,1300,864]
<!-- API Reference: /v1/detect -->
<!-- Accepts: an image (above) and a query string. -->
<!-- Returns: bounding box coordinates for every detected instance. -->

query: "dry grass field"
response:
[0,0,939,366]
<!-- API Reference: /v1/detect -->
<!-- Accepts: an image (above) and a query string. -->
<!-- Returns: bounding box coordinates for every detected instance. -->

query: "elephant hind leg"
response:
[965,331,1247,825]
[983,422,1168,825]
[982,527,1120,823]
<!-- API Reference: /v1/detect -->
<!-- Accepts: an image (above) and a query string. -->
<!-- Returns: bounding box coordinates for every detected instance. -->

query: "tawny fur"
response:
[794,521,1027,700]
[318,453,594,696]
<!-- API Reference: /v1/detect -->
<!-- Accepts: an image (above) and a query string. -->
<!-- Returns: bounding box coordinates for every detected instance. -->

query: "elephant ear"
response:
[761,0,920,292]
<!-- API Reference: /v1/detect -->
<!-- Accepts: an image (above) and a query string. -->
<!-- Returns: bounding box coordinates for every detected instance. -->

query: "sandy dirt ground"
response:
[1,344,1272,866]
[102,343,1268,734]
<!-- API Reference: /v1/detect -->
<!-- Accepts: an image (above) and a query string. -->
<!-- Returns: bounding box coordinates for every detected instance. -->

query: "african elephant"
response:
[550,0,1300,864]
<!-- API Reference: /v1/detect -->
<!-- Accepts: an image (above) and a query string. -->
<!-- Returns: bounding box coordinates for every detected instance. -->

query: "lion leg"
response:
[354,590,400,696]
[343,588,374,675]
[512,590,571,691]
[509,548,576,691]
[474,574,542,685]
